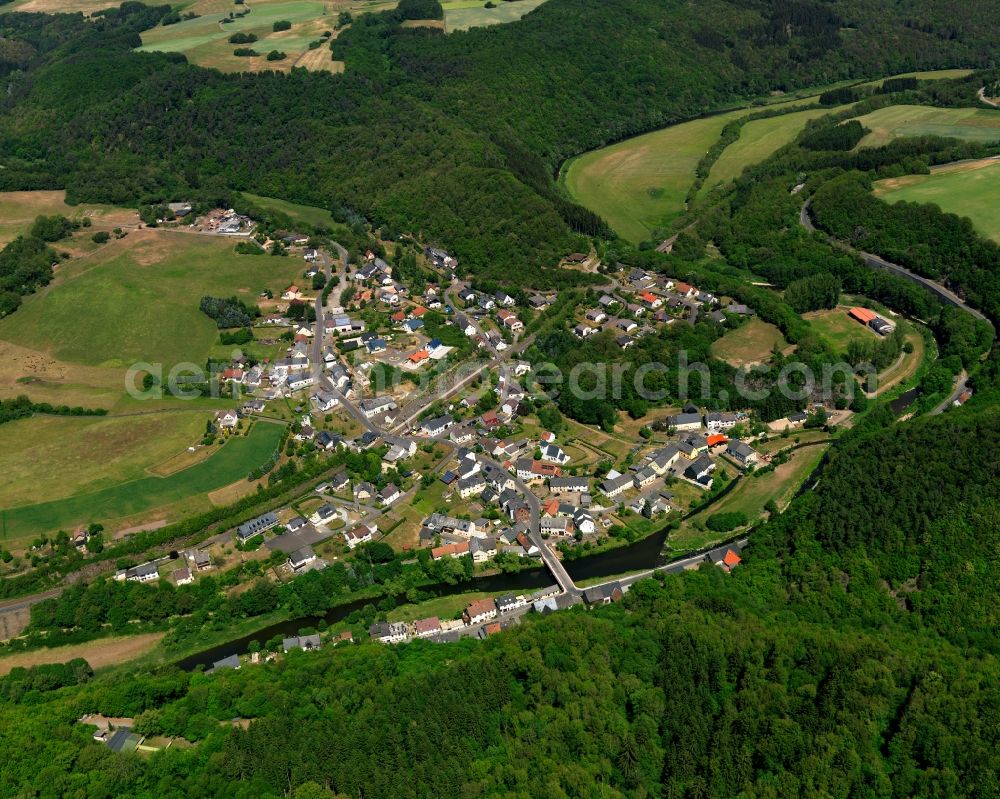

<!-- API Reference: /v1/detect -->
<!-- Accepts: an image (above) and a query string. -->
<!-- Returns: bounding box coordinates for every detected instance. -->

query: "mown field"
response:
[853,104,1000,148]
[0,633,165,677]
[0,421,285,542]
[0,412,212,508]
[0,228,304,370]
[0,190,134,247]
[561,71,983,243]
[561,106,757,243]
[700,106,837,193]
[710,318,789,367]
[242,193,349,234]
[443,0,549,32]
[873,158,1000,242]
[802,305,884,354]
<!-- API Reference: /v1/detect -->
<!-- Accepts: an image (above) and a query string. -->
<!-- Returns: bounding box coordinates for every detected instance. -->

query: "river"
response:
[175,532,687,671]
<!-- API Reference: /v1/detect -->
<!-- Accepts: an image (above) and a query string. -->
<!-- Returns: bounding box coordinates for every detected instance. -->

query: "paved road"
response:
[800,201,992,327]
[583,538,749,596]
[930,369,969,416]
[308,244,379,435]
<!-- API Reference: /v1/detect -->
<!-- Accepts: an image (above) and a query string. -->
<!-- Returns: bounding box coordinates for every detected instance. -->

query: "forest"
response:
[2,1,1000,286]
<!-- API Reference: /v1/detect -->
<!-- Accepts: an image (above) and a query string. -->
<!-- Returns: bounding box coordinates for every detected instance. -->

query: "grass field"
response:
[0,411,212,507]
[443,0,548,32]
[242,193,348,233]
[0,190,135,247]
[873,158,1000,242]
[671,442,828,551]
[561,107,757,243]
[0,229,303,370]
[0,633,165,677]
[710,319,789,367]
[701,106,838,193]
[853,105,1000,148]
[802,306,883,354]
[0,421,284,542]
[387,591,493,623]
[136,0,398,73]
[561,92,836,243]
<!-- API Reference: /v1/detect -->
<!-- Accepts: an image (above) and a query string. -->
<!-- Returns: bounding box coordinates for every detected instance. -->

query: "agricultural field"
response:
[0,633,165,677]
[561,93,834,243]
[710,319,789,367]
[0,228,304,373]
[855,68,973,90]
[137,0,344,74]
[0,411,212,508]
[561,107,754,243]
[873,158,1000,242]
[700,106,840,193]
[0,421,285,543]
[853,104,1000,148]
[0,190,134,247]
[443,0,549,32]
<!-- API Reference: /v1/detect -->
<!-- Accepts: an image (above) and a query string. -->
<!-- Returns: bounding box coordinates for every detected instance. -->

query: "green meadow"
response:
[854,104,1000,148]
[0,421,285,541]
[242,193,349,234]
[873,158,1000,242]
[702,106,838,192]
[443,0,549,32]
[0,230,304,370]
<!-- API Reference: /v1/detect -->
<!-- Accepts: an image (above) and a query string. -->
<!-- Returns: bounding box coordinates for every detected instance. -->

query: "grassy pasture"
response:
[710,319,788,367]
[873,158,1000,242]
[561,107,754,243]
[241,192,348,233]
[701,106,836,192]
[0,421,285,542]
[561,93,833,243]
[853,104,1000,148]
[671,442,828,552]
[0,190,134,247]
[802,306,883,354]
[0,229,304,370]
[138,0,333,73]
[0,411,211,507]
[443,0,549,32]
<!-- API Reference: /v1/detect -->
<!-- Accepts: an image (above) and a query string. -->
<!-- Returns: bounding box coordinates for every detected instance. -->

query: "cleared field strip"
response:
[444,0,548,32]
[0,412,211,507]
[702,106,835,192]
[0,633,164,677]
[0,421,284,541]
[873,158,1000,242]
[853,104,1000,148]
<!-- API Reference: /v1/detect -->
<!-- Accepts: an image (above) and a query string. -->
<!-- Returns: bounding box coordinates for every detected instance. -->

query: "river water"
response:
[175,531,679,670]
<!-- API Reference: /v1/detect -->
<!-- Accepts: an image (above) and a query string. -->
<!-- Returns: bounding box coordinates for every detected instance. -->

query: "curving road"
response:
[800,200,992,327]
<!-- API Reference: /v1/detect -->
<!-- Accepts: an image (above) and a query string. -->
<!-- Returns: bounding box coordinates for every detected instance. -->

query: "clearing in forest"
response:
[873,158,1000,242]
[853,104,1000,148]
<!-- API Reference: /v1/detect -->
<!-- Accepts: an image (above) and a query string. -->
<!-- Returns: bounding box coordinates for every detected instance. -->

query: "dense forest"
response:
[2,0,1000,284]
